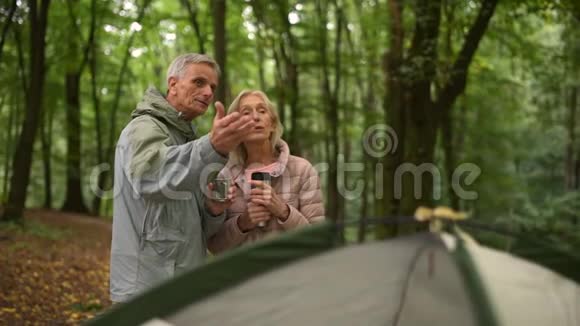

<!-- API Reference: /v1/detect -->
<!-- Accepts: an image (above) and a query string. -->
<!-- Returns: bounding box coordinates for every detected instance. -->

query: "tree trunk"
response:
[255,23,267,92]
[378,0,498,236]
[2,0,51,221]
[350,0,380,241]
[286,58,300,155]
[77,0,103,215]
[565,86,578,190]
[106,0,151,159]
[90,31,104,215]
[574,159,580,189]
[316,0,342,222]
[14,24,28,99]
[250,1,281,120]
[95,0,151,215]
[359,86,377,241]
[440,0,460,209]
[279,2,300,156]
[358,159,370,243]
[40,95,52,209]
[3,94,17,201]
[61,0,99,214]
[212,0,227,103]
[339,73,350,236]
[61,72,88,213]
[397,0,442,219]
[249,1,299,153]
[377,0,405,238]
[331,5,344,223]
[272,48,287,130]
[441,104,460,208]
[4,27,27,202]
[0,0,17,63]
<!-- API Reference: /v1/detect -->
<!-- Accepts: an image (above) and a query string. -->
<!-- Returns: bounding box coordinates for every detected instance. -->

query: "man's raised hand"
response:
[210,101,255,155]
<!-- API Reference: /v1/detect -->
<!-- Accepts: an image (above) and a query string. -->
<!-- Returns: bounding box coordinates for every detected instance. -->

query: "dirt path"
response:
[0,209,113,325]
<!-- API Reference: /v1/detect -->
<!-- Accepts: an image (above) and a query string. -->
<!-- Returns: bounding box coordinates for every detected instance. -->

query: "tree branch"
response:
[106,0,152,165]
[79,0,97,72]
[180,0,205,53]
[66,0,84,43]
[435,0,499,111]
[332,6,344,98]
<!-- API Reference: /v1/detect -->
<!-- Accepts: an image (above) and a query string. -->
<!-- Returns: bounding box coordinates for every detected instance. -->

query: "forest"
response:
[0,0,579,323]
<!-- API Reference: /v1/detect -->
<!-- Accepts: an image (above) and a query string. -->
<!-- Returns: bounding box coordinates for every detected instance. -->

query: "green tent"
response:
[89,222,580,326]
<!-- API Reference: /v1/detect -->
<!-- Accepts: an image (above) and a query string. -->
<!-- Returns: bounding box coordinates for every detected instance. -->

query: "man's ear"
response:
[167,77,177,94]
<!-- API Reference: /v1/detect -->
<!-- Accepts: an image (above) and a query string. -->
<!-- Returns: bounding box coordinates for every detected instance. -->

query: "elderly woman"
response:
[207,90,325,253]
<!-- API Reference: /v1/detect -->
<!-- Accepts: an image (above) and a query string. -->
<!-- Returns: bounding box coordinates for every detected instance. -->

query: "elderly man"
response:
[109,53,254,303]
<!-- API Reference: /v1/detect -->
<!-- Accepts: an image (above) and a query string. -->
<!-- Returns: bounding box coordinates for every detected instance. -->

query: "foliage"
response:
[499,191,580,243]
[0,0,578,239]
[0,2,579,323]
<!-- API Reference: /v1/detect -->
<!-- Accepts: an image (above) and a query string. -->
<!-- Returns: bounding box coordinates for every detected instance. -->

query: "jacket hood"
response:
[131,86,196,141]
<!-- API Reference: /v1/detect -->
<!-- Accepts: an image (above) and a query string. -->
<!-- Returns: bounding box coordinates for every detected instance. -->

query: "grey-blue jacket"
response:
[110,87,226,302]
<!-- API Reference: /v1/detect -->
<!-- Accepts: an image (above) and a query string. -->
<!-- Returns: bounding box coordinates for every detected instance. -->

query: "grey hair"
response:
[166,53,221,85]
[227,90,284,166]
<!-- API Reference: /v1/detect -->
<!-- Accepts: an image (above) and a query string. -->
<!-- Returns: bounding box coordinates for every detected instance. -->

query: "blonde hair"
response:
[227,90,284,165]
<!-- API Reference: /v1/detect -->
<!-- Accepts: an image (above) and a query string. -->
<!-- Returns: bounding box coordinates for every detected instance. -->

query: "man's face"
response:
[167,63,218,120]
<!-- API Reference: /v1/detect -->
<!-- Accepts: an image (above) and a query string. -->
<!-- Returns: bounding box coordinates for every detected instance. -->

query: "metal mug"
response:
[211,177,230,202]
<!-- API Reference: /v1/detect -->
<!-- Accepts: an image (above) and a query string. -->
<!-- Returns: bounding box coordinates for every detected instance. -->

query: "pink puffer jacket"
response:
[207,140,325,254]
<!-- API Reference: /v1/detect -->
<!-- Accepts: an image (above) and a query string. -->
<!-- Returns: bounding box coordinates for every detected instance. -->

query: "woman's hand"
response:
[249,180,290,221]
[205,182,236,216]
[237,203,272,232]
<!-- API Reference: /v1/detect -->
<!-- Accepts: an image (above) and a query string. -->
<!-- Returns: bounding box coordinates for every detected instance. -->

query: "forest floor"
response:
[0,209,113,325]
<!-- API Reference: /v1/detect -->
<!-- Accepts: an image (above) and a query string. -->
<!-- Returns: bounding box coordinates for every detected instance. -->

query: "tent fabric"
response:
[160,234,485,326]
[449,235,499,326]
[89,221,580,326]
[395,235,490,326]
[465,239,580,326]
[159,233,579,326]
[460,222,580,284]
[88,223,338,326]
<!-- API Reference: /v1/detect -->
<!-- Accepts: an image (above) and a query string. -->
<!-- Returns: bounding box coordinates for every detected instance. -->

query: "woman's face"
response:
[238,94,274,143]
